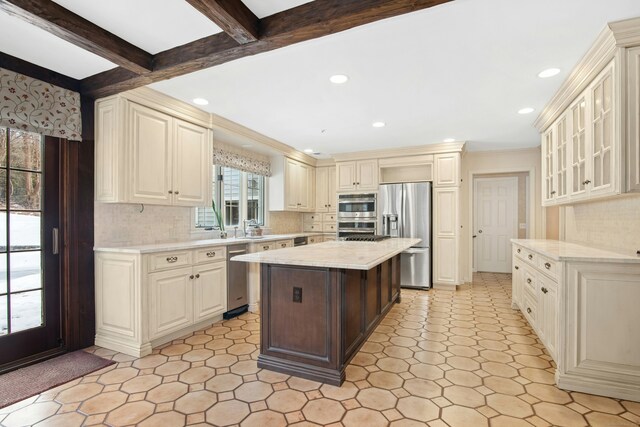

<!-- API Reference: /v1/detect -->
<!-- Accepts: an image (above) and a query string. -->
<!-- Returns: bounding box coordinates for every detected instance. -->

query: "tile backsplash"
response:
[95,203,304,247]
[563,194,640,255]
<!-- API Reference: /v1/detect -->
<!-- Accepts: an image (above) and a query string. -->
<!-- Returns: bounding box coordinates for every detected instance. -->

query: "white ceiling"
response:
[2,0,640,153]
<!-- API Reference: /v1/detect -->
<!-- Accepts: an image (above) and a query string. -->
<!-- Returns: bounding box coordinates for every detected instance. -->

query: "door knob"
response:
[478,230,483,234]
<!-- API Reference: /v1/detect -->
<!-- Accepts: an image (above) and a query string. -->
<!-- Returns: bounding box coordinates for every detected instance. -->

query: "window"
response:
[195,166,266,229]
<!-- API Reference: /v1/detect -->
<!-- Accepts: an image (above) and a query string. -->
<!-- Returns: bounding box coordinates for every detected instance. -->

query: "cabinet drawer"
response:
[148,250,192,273]
[537,255,558,279]
[522,265,537,300]
[193,246,226,265]
[303,222,323,232]
[323,213,337,222]
[253,243,275,252]
[308,235,321,244]
[514,246,537,267]
[303,213,321,223]
[275,240,293,249]
[523,292,537,325]
[322,223,337,232]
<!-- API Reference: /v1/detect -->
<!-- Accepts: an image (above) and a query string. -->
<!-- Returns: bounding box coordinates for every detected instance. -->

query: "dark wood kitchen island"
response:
[232,238,420,385]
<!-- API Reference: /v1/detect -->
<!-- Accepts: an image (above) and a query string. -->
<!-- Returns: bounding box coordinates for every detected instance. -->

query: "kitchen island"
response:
[232,238,420,385]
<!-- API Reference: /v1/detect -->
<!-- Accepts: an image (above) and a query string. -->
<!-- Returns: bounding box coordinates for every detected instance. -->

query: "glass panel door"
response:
[571,98,587,196]
[556,117,568,198]
[591,70,614,192]
[0,129,61,369]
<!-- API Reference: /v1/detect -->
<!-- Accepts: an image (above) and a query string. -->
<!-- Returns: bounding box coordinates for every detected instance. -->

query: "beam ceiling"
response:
[186,0,259,44]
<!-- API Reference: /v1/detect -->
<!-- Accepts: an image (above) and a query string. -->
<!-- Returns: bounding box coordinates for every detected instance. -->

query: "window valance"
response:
[213,143,271,176]
[0,67,82,141]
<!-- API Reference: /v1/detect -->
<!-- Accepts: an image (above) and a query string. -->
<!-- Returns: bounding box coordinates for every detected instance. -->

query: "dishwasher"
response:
[224,244,248,319]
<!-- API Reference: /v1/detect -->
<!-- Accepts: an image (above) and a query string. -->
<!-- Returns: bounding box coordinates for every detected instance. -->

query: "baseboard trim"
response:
[433,283,457,291]
[557,373,640,402]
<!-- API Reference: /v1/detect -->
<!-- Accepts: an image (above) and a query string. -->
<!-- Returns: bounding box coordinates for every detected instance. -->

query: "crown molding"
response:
[535,17,640,132]
[315,158,336,167]
[331,142,465,162]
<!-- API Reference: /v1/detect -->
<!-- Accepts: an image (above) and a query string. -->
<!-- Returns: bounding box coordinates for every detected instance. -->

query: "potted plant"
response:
[212,199,227,238]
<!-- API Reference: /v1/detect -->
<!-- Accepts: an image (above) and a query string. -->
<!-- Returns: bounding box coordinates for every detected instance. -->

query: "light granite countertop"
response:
[511,239,640,263]
[94,233,328,254]
[231,238,421,270]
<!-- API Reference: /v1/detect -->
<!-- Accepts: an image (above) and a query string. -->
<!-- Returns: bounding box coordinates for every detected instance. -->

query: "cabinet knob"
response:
[517,248,521,253]
[190,275,195,279]
[544,262,551,269]
[175,191,179,195]
[526,307,532,314]
[357,182,360,185]
[263,246,269,250]
[195,273,200,279]
[168,190,173,194]
[206,251,216,257]
[166,256,178,263]
[526,278,532,284]
[528,254,533,260]
[352,182,356,185]
[583,179,591,185]
[514,266,519,270]
[550,190,556,195]
[541,287,548,294]
[281,243,286,248]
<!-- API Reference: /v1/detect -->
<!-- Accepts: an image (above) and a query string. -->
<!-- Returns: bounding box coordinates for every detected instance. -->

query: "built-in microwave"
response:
[337,193,376,219]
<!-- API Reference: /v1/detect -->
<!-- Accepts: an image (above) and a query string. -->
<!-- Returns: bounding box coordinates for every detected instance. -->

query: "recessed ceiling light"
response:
[372,121,386,128]
[518,107,535,115]
[304,148,314,153]
[329,74,349,84]
[443,138,456,143]
[192,98,209,105]
[538,68,561,78]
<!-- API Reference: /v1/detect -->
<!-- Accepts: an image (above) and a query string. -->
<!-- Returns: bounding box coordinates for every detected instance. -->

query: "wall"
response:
[563,194,640,256]
[94,202,303,247]
[460,147,543,283]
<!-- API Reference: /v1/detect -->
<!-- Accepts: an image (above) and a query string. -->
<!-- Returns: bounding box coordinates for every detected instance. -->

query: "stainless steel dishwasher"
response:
[224,244,249,319]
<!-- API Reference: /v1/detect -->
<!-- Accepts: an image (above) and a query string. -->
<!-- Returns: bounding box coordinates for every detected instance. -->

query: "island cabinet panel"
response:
[258,255,401,386]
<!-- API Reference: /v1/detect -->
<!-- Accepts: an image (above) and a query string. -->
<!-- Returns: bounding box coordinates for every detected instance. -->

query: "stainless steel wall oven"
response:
[337,193,376,238]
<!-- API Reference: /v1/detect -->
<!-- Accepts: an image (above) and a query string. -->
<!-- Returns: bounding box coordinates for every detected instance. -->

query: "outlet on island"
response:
[293,287,302,303]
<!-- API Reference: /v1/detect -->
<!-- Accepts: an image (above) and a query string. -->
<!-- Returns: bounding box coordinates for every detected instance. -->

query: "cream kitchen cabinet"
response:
[95,245,227,357]
[269,156,315,212]
[433,153,460,187]
[95,98,212,207]
[336,159,379,192]
[315,166,337,212]
[542,112,570,205]
[511,240,640,401]
[626,46,640,192]
[433,187,460,287]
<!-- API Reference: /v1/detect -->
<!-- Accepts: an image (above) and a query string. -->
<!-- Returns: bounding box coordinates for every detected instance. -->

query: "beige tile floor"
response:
[1,272,639,427]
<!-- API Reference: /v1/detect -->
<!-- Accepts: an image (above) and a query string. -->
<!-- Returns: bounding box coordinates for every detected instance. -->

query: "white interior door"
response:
[474,177,518,273]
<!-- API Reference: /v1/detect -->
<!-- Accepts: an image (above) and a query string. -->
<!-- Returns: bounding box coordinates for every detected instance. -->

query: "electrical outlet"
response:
[293,287,302,303]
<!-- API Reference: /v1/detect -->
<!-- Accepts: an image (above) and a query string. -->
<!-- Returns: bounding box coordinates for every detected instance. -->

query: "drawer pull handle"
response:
[206,251,216,257]
[263,246,269,250]
[528,254,533,260]
[514,266,519,270]
[550,190,556,195]
[166,256,178,263]
[190,275,195,279]
[544,262,551,269]
[281,243,286,247]
[526,278,532,284]
[195,273,200,279]
[517,248,521,253]
[541,287,548,294]
[527,307,532,314]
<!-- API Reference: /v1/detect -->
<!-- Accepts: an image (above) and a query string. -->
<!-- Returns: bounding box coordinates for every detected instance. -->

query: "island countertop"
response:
[231,238,421,270]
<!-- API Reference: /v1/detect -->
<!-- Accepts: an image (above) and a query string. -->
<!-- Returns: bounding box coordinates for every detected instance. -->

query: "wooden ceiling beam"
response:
[82,0,452,98]
[0,0,153,74]
[185,0,259,44]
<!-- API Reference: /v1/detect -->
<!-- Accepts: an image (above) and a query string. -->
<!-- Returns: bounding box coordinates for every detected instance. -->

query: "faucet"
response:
[242,219,258,236]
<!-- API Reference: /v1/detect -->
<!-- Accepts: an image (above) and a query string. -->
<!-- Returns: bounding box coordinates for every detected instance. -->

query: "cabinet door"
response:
[434,153,460,187]
[356,160,379,191]
[95,98,125,202]
[433,188,459,285]
[193,263,226,322]
[555,115,569,202]
[512,260,523,309]
[173,120,210,207]
[298,162,314,211]
[315,167,329,212]
[284,158,300,210]
[627,47,640,192]
[542,128,556,205]
[570,97,589,199]
[128,103,173,204]
[148,267,193,340]
[543,279,558,360]
[337,161,357,191]
[327,166,337,211]
[589,64,616,198]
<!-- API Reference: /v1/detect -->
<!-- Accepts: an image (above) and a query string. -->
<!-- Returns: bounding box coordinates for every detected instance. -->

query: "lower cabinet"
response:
[512,242,640,401]
[95,245,227,357]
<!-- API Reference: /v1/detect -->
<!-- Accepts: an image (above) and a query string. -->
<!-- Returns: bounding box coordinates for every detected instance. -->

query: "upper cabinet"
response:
[95,96,212,207]
[536,18,640,205]
[336,159,379,192]
[316,166,337,212]
[434,153,460,187]
[269,156,315,212]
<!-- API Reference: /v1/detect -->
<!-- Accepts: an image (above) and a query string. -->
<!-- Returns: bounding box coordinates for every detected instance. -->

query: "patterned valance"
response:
[0,67,82,141]
[213,144,271,176]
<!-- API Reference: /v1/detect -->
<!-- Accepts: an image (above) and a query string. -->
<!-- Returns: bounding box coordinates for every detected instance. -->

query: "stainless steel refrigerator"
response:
[379,182,432,289]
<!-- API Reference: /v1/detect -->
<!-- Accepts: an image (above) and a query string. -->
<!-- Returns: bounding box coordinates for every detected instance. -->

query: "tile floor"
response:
[1,272,639,427]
